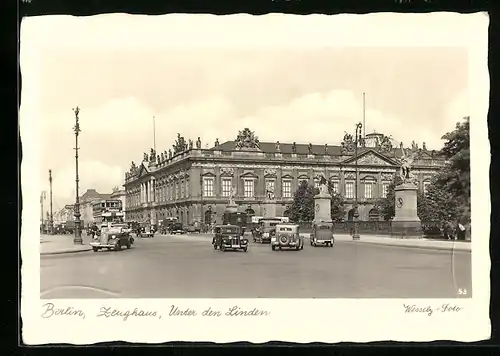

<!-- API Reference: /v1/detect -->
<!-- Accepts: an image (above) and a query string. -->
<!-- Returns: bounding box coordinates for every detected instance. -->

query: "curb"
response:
[301,235,471,252]
[41,247,93,256]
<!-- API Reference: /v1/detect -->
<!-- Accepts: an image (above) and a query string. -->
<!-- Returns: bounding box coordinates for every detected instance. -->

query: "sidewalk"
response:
[40,234,93,256]
[300,233,471,252]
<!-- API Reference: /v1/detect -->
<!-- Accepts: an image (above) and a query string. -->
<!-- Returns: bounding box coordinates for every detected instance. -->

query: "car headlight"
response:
[111,235,116,239]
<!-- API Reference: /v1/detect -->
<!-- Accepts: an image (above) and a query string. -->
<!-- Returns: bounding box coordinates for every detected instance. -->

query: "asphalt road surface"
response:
[40,233,472,299]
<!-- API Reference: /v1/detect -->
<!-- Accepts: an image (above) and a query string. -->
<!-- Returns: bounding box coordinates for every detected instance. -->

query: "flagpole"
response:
[362,92,366,140]
[153,116,156,153]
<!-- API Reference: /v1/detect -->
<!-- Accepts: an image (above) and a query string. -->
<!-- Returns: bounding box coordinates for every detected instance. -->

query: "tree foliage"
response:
[290,180,346,222]
[172,133,187,154]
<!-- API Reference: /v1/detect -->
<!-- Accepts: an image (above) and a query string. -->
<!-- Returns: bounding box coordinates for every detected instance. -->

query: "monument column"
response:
[391,149,422,238]
[314,177,332,223]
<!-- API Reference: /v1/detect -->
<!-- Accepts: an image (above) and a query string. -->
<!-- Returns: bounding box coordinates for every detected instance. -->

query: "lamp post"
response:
[352,122,363,240]
[49,169,53,235]
[72,106,83,245]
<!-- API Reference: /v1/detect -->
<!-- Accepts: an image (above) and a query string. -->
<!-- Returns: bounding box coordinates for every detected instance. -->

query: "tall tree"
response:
[172,133,187,154]
[435,116,470,223]
[291,180,346,222]
[290,181,315,222]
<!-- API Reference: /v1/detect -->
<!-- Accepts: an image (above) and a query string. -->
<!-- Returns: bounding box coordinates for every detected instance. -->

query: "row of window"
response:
[127,178,431,205]
[202,178,394,199]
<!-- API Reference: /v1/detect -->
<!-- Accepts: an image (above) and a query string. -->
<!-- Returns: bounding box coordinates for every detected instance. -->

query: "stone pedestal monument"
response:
[262,182,277,218]
[314,177,332,223]
[391,148,422,238]
[225,188,238,214]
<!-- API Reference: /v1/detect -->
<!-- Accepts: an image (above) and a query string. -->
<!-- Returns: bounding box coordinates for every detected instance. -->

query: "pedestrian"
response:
[457,220,466,240]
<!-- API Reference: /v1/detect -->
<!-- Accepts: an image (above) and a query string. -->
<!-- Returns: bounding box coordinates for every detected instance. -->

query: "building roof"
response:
[209,140,416,159]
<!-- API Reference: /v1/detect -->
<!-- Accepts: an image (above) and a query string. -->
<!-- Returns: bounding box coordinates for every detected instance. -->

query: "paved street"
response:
[40,233,472,299]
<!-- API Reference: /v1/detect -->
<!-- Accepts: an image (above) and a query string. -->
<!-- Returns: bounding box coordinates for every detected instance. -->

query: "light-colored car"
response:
[271,223,304,251]
[310,222,335,247]
[90,225,133,252]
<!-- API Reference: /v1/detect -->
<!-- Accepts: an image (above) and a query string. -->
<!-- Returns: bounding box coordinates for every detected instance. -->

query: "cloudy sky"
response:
[21,14,483,210]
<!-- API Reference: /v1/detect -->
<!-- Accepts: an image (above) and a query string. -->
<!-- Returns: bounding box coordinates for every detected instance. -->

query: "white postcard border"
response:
[21,12,490,344]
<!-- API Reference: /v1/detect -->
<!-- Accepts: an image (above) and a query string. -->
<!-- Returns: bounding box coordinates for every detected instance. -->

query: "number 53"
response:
[458,288,467,295]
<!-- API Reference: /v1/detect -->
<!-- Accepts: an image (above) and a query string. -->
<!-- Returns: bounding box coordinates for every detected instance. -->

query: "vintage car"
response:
[137,223,155,238]
[271,223,304,251]
[310,222,335,247]
[184,222,201,233]
[90,224,133,252]
[170,222,185,235]
[252,218,281,244]
[213,224,248,252]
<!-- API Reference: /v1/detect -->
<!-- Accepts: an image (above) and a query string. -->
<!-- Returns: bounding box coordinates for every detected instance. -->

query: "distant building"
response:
[79,189,111,226]
[123,128,446,225]
[110,187,126,220]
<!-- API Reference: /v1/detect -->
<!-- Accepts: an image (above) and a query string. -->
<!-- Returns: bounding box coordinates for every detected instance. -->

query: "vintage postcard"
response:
[21,13,490,344]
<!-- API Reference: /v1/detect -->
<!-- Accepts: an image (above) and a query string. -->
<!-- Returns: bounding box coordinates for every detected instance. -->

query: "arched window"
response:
[245,208,255,216]
[347,208,355,221]
[204,210,212,224]
[368,208,379,221]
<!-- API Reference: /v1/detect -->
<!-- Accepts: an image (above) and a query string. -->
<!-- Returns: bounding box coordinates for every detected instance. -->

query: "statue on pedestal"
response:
[292,142,297,154]
[423,142,427,151]
[196,137,201,149]
[130,161,136,173]
[411,140,416,150]
[234,128,260,150]
[399,141,404,150]
[168,149,172,159]
[318,175,329,195]
[143,152,148,162]
[157,155,160,164]
[308,143,313,154]
[399,148,417,184]
[215,138,219,148]
[324,143,328,154]
[149,148,156,162]
[188,139,193,150]
[228,187,236,205]
[161,153,165,162]
[275,141,280,151]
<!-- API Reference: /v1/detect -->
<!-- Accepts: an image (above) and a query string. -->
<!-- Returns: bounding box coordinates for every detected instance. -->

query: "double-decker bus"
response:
[92,199,124,224]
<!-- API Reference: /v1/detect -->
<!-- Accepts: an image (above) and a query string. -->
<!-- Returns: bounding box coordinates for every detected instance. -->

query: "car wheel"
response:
[221,246,226,252]
[278,246,282,251]
[92,247,98,252]
[300,244,304,250]
[243,246,248,252]
[271,245,275,251]
[213,243,217,250]
[115,241,121,251]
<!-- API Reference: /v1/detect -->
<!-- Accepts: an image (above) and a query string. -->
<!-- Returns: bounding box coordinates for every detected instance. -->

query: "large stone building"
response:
[123,128,446,225]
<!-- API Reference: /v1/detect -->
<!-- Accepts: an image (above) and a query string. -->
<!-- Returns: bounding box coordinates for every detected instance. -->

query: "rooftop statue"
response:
[308,143,313,154]
[143,152,148,162]
[292,142,297,154]
[275,141,280,151]
[379,135,393,152]
[324,143,328,154]
[161,153,165,162]
[215,138,219,147]
[196,137,201,149]
[188,139,193,150]
[423,142,427,151]
[340,132,356,154]
[149,148,156,162]
[168,149,172,159]
[235,128,260,150]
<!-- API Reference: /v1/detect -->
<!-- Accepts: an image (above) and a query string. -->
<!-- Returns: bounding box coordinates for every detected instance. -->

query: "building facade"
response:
[123,128,446,225]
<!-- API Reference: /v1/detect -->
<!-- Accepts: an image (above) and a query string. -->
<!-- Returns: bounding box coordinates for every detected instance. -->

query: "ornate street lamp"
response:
[72,106,83,245]
[352,122,363,240]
